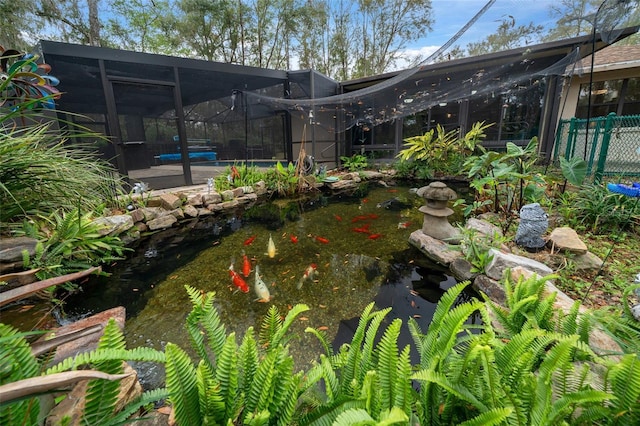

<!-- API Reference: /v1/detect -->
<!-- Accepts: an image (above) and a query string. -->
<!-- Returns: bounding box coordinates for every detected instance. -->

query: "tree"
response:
[351,0,433,78]
[544,0,598,42]
[466,16,543,57]
[36,0,104,46]
[104,0,174,54]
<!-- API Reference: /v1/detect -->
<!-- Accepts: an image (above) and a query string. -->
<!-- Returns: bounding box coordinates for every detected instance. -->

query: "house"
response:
[37,27,637,189]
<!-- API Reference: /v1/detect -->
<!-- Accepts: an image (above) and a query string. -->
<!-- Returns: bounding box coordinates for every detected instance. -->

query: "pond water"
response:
[63,182,474,382]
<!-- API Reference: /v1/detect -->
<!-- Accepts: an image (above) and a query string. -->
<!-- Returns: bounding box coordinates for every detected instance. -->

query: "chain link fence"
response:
[553,113,640,181]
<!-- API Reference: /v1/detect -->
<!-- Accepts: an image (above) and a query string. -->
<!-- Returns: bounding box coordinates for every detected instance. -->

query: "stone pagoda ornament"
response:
[416,181,461,244]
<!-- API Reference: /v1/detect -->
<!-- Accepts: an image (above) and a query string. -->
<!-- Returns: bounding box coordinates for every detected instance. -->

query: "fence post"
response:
[594,112,617,183]
[565,117,577,159]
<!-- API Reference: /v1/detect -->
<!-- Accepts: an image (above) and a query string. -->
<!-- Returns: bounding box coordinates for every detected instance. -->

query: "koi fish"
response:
[229,261,249,293]
[352,224,371,234]
[242,251,251,278]
[290,235,298,244]
[351,215,369,223]
[254,265,271,302]
[397,221,412,229]
[315,236,329,244]
[368,233,383,240]
[266,234,277,258]
[243,235,257,246]
[367,213,379,219]
[334,214,342,221]
[297,264,318,289]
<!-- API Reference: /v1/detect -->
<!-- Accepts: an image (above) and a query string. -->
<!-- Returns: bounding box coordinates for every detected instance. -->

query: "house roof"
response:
[574,44,640,73]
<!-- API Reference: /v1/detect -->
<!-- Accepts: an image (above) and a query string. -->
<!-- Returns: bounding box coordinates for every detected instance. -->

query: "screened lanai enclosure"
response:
[38,22,637,189]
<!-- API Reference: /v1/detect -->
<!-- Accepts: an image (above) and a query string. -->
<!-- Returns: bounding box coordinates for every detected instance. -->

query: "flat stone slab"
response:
[547,227,588,254]
[409,230,462,266]
[485,248,553,281]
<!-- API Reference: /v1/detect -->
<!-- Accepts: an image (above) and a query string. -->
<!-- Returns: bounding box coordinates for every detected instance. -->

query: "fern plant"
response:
[299,303,414,425]
[0,320,167,425]
[165,285,308,425]
[19,207,127,283]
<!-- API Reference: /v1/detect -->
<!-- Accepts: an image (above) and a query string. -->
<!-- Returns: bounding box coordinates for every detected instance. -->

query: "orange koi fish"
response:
[367,213,379,219]
[334,214,342,222]
[351,215,369,223]
[352,225,371,234]
[297,263,318,289]
[243,235,257,246]
[315,236,329,244]
[229,261,250,293]
[290,235,298,244]
[242,251,251,278]
[368,233,383,240]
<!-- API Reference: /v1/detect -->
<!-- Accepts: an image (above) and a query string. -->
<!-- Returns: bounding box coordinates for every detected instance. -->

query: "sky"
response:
[397,0,560,66]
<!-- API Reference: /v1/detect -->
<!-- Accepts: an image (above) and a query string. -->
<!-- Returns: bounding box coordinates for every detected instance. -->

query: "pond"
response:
[63,182,473,384]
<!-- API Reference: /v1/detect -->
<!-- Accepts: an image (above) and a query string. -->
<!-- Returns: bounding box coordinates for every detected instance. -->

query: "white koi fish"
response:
[266,234,277,258]
[297,263,317,289]
[254,265,271,302]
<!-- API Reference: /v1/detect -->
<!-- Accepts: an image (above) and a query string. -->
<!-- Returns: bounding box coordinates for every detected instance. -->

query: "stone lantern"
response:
[416,181,461,244]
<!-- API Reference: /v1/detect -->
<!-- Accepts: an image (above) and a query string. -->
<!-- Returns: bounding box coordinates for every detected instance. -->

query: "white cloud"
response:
[390,45,442,71]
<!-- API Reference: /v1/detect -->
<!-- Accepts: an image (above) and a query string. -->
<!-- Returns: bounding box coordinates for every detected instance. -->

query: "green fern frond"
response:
[412,369,488,412]
[377,319,401,412]
[259,305,283,348]
[300,399,368,426]
[610,354,640,423]
[340,303,379,395]
[165,342,201,426]
[275,372,303,426]
[558,301,581,336]
[215,333,239,419]
[267,351,295,417]
[358,308,392,385]
[430,301,483,369]
[458,407,512,426]
[238,327,258,400]
[45,346,165,374]
[548,389,611,424]
[195,360,224,425]
[407,318,424,356]
[104,387,169,426]
[530,335,580,424]
[244,409,270,425]
[244,349,277,415]
[393,345,413,414]
[332,408,375,425]
[269,303,309,350]
[0,323,40,425]
[305,326,332,357]
[82,319,126,426]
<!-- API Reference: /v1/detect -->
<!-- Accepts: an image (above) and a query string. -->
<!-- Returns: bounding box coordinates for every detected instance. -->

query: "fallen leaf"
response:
[318,326,329,331]
[299,317,309,321]
[157,406,172,415]
[319,304,327,308]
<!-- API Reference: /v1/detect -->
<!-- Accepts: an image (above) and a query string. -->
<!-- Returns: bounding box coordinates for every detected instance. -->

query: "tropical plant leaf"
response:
[559,156,588,187]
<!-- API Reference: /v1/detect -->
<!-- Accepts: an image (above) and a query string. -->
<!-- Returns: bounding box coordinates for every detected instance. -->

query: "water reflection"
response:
[64,184,475,376]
